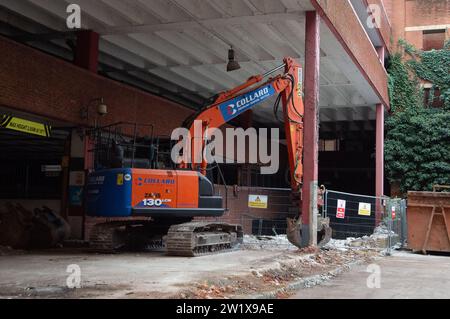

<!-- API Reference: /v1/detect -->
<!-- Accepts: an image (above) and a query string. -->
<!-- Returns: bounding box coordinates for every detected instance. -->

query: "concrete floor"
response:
[2,249,449,299]
[292,251,450,299]
[0,249,288,298]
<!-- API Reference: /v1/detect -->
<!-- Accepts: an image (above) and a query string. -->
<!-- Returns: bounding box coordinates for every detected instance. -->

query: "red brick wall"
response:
[405,0,450,28]
[384,0,450,51]
[381,0,393,20]
[0,36,193,136]
[204,185,292,234]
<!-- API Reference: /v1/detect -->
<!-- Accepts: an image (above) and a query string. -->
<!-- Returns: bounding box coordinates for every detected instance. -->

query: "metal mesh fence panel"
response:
[324,190,383,239]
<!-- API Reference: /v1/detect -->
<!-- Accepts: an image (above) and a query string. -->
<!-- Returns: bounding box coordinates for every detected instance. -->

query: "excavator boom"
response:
[178,57,331,248]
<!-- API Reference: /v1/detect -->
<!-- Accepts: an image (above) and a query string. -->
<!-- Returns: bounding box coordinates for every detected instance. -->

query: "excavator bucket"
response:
[286,216,332,248]
[286,217,303,249]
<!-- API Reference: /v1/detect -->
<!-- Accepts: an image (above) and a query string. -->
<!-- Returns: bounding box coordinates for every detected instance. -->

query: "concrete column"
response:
[74,30,99,73]
[302,11,321,247]
[376,103,385,224]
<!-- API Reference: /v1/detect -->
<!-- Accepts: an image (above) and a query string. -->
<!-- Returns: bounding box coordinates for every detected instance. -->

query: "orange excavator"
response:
[86,57,332,256]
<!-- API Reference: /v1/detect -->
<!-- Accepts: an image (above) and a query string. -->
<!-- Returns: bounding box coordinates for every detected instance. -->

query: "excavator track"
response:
[89,220,165,253]
[166,222,243,257]
[89,222,128,253]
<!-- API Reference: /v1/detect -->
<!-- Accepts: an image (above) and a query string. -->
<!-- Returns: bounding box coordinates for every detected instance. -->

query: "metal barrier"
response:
[202,187,408,251]
[324,189,407,251]
[385,198,408,253]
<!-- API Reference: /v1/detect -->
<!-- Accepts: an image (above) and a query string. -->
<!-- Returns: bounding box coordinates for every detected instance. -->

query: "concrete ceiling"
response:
[0,0,381,125]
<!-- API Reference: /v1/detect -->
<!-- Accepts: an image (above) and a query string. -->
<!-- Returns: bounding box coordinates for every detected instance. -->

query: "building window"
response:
[319,139,340,152]
[423,30,445,51]
[424,87,444,108]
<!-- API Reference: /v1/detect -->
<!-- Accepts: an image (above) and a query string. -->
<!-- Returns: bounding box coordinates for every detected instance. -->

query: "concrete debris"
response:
[324,224,400,251]
[181,247,379,299]
[242,235,298,251]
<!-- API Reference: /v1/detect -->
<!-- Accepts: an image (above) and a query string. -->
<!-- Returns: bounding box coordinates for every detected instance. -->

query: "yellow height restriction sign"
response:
[248,195,268,209]
[358,202,372,216]
[1,115,51,137]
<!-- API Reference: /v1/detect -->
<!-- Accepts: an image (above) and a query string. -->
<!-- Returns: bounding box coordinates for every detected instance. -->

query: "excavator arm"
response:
[180,57,304,192]
[180,57,331,248]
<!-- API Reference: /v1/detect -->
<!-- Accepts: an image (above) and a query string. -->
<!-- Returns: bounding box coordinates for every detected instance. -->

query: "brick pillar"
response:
[376,103,385,225]
[302,11,321,247]
[74,30,99,73]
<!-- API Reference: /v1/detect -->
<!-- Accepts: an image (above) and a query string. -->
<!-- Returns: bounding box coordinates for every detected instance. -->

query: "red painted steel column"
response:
[376,103,385,225]
[75,30,99,240]
[74,30,99,73]
[302,11,321,246]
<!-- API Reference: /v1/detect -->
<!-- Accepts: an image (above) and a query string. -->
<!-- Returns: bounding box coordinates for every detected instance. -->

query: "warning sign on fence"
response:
[358,202,371,216]
[336,199,346,219]
[391,206,396,220]
[248,195,268,209]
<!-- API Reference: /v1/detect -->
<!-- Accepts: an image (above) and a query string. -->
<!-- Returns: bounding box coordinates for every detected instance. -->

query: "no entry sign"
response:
[336,199,346,219]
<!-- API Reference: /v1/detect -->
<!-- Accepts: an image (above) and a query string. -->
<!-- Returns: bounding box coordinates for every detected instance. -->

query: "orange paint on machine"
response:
[130,169,199,209]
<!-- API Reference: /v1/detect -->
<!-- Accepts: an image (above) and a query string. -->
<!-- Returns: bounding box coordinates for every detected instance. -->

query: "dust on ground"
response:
[0,245,23,256]
[175,234,385,299]
[0,230,394,299]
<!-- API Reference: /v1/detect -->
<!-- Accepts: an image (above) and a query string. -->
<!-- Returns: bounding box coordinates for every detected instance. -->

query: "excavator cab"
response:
[89,122,174,171]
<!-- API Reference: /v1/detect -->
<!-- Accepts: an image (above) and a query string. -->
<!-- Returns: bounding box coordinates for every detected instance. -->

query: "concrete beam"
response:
[98,12,305,36]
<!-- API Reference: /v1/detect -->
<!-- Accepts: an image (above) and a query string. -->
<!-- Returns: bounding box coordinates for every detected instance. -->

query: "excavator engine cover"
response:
[87,168,224,218]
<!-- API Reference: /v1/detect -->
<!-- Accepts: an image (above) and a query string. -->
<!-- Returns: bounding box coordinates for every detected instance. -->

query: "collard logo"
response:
[135,177,175,187]
[227,104,237,116]
[219,85,276,121]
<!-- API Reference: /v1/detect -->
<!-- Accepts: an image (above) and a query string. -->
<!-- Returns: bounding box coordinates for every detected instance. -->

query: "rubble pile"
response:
[241,234,298,251]
[179,227,400,299]
[0,245,15,256]
[0,203,70,250]
[180,247,378,299]
[324,225,400,251]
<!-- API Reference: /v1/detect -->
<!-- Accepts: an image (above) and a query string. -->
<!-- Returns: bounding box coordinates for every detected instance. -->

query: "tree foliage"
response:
[385,40,450,193]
